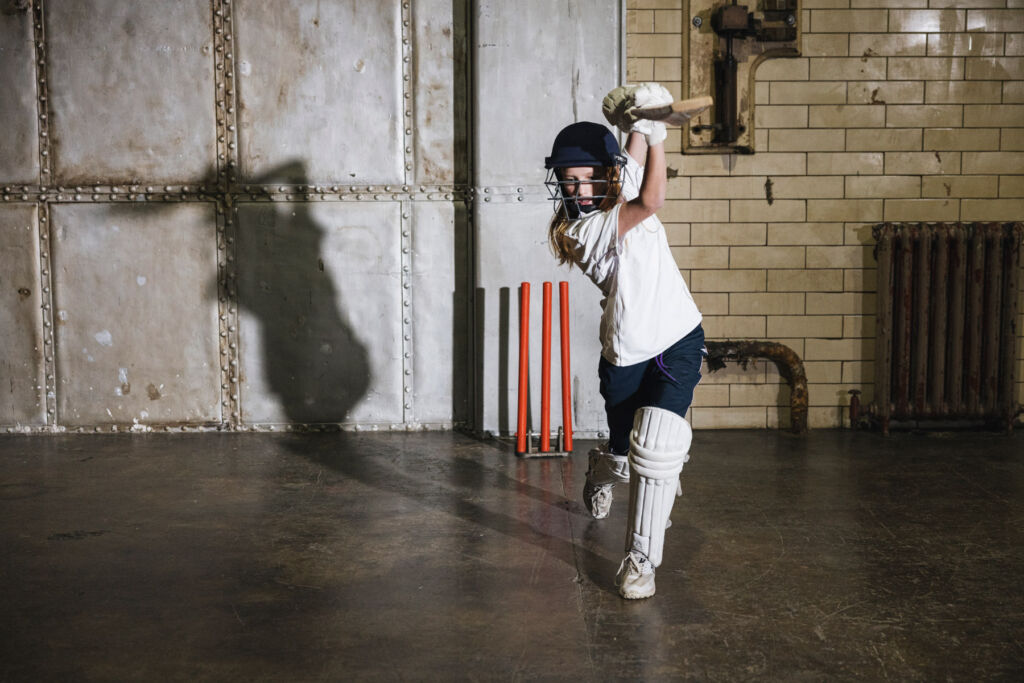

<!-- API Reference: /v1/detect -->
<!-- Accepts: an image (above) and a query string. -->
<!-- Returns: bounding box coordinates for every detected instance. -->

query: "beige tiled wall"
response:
[628,0,1024,429]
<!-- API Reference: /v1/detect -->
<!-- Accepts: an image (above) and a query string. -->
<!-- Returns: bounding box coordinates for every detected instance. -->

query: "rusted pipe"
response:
[704,340,809,435]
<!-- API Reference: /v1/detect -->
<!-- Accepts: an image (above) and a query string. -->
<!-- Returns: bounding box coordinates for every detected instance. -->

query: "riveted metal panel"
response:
[0,5,38,184]
[411,0,464,185]
[45,0,216,185]
[472,1,621,436]
[411,201,468,423]
[474,0,621,189]
[235,202,403,425]
[0,205,45,426]
[50,204,221,426]
[234,0,403,184]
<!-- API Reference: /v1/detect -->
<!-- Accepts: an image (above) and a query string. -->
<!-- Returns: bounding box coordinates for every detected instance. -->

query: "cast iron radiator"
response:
[867,222,1023,433]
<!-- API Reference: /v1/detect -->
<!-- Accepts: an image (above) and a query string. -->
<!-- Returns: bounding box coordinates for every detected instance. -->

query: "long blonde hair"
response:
[548,166,622,268]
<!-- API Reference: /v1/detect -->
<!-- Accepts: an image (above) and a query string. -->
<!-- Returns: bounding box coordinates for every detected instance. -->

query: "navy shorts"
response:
[598,324,705,455]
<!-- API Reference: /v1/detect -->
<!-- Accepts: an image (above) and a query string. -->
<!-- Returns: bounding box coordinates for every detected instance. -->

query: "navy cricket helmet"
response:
[544,121,626,169]
[544,122,625,218]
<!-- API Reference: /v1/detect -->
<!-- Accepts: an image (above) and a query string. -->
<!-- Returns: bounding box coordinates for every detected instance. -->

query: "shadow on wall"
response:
[110,161,371,425]
[233,161,371,424]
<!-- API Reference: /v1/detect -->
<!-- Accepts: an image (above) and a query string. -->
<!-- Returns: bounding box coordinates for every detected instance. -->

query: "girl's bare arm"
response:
[617,133,666,238]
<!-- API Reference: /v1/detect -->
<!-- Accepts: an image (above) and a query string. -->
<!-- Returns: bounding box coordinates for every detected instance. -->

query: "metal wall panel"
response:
[235,202,403,425]
[45,0,216,185]
[473,0,622,437]
[412,0,465,185]
[50,204,221,426]
[474,0,621,189]
[234,0,404,184]
[411,201,467,423]
[0,7,39,184]
[0,205,45,426]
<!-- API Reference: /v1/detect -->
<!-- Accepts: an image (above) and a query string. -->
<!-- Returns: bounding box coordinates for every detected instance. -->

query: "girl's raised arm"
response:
[617,128,666,238]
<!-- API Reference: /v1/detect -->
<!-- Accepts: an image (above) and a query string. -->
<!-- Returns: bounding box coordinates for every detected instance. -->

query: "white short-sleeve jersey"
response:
[563,155,702,366]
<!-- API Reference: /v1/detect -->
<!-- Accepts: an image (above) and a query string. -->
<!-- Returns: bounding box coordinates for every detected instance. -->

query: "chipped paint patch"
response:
[136,275,147,286]
[117,367,131,396]
[94,330,113,347]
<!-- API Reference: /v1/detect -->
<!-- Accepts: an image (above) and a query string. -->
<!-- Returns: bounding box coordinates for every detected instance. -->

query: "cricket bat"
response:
[632,95,714,126]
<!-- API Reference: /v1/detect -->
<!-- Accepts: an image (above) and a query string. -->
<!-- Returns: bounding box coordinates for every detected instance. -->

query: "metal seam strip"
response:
[3,422,459,435]
[401,201,413,423]
[36,203,56,428]
[213,0,240,429]
[2,188,468,202]
[402,0,413,183]
[218,0,239,184]
[400,0,416,425]
[2,423,614,436]
[32,0,57,429]
[32,0,51,182]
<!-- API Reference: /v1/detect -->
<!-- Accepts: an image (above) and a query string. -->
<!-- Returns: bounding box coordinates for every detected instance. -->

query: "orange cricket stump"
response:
[540,282,552,452]
[516,282,530,455]
[559,281,573,452]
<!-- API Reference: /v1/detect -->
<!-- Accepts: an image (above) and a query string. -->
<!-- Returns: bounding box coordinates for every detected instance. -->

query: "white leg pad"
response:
[625,407,691,567]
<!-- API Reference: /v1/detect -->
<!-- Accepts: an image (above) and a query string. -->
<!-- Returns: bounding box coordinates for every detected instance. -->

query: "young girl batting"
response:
[543,83,707,599]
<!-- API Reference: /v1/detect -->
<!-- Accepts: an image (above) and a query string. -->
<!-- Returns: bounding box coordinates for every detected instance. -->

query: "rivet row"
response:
[401,0,414,185]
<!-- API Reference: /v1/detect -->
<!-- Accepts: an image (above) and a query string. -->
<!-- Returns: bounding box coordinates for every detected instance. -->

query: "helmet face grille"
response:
[544,167,619,220]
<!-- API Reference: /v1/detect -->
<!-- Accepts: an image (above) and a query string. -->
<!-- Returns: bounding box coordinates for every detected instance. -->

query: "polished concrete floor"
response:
[1,429,1022,681]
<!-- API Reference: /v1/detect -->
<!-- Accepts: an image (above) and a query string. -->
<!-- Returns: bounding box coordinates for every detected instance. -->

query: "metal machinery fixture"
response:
[685,0,800,154]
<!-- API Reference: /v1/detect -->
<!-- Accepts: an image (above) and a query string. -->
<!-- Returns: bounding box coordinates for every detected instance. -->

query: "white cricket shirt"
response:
[563,155,702,366]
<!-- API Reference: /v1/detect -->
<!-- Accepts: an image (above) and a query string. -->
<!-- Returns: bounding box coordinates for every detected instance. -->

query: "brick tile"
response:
[730,245,807,268]
[849,82,925,104]
[806,245,878,268]
[847,129,923,152]
[884,151,961,174]
[730,292,807,315]
[845,175,921,198]
[807,152,885,175]
[806,293,877,315]
[925,81,1002,104]
[807,199,883,221]
[690,269,767,292]
[767,269,844,292]
[883,198,960,221]
[690,223,767,245]
[768,223,845,245]
[923,128,1000,151]
[889,9,966,33]
[765,315,844,338]
[921,175,999,198]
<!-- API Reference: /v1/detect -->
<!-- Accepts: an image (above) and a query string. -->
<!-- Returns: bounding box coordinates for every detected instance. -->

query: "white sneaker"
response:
[615,550,656,599]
